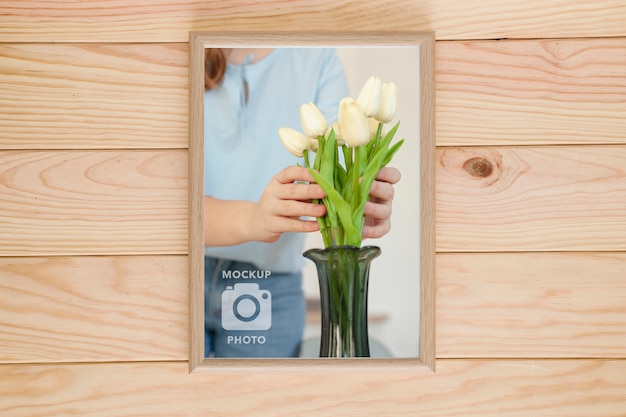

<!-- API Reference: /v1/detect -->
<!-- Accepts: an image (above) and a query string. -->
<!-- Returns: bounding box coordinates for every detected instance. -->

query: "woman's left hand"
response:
[362,166,401,239]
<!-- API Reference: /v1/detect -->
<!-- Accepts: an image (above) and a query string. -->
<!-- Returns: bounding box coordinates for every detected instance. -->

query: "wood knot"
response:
[463,157,493,178]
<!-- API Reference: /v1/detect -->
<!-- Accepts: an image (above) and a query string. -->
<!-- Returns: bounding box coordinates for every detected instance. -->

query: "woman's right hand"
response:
[248,166,327,243]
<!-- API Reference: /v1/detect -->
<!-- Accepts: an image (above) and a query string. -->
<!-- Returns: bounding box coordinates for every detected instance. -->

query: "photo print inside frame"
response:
[188,32,435,371]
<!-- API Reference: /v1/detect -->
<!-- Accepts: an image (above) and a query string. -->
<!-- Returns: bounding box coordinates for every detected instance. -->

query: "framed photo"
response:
[188,31,435,372]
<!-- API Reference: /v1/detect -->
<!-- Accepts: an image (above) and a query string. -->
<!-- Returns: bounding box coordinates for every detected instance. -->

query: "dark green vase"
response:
[303,245,381,357]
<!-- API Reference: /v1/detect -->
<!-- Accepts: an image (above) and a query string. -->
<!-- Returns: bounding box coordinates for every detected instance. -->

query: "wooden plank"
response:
[0,44,188,150]
[437,252,626,358]
[1,360,625,416]
[0,256,187,363]
[437,38,626,146]
[0,150,188,256]
[4,38,624,151]
[0,1,625,42]
[436,145,626,252]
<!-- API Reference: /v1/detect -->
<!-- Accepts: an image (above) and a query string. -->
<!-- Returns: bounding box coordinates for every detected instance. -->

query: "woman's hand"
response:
[248,166,327,243]
[362,166,401,239]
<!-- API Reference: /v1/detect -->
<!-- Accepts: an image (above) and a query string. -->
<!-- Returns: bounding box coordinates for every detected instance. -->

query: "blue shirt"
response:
[204,48,349,273]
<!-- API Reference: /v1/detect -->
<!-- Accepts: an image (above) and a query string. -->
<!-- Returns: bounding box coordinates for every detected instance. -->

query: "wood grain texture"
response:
[436,145,626,252]
[0,44,188,150]
[3,38,624,151]
[0,150,188,256]
[419,33,437,371]
[437,38,626,146]
[0,256,187,363]
[1,0,625,414]
[437,252,626,358]
[1,360,625,416]
[0,0,625,42]
[187,32,206,372]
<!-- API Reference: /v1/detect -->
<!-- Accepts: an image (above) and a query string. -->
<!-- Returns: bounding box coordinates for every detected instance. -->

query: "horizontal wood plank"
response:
[1,360,625,416]
[1,146,623,273]
[0,256,187,363]
[437,252,626,358]
[0,1,625,42]
[0,44,188,150]
[2,38,623,151]
[12,252,622,363]
[436,145,626,252]
[437,38,626,146]
[0,150,188,256]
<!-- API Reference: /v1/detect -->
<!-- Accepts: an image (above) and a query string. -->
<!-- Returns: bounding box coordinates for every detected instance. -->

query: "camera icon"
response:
[221,283,272,331]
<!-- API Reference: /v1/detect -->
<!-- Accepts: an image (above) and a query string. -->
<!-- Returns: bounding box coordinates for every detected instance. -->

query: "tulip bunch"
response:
[279,76,403,248]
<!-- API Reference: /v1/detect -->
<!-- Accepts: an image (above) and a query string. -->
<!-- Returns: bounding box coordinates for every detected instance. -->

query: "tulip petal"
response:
[376,82,398,123]
[356,75,382,118]
[338,98,372,147]
[278,127,309,157]
[300,102,328,138]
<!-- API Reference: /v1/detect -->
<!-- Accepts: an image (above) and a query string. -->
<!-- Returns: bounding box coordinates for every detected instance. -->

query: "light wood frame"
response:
[188,31,435,373]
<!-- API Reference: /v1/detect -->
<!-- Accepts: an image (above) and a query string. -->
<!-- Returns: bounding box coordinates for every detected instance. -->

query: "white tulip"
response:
[300,102,328,139]
[326,121,345,146]
[338,97,372,147]
[356,75,382,118]
[375,82,398,123]
[368,117,380,139]
[308,136,319,151]
[279,127,309,157]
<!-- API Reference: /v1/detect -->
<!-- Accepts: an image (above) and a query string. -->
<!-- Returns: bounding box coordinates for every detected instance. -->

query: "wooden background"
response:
[1,1,625,415]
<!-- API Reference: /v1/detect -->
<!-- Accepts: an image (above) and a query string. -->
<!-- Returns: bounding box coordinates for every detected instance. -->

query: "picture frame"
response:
[188,31,435,373]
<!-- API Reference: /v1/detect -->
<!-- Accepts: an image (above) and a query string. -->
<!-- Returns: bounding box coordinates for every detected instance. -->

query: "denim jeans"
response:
[204,256,305,358]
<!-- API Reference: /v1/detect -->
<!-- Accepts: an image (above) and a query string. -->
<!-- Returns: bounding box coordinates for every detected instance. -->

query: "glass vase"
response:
[303,245,381,357]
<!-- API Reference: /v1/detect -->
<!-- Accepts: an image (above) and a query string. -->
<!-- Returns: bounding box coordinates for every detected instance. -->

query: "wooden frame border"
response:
[189,31,435,373]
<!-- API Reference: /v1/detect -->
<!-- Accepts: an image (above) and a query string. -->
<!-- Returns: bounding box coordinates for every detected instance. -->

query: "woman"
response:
[203,47,400,358]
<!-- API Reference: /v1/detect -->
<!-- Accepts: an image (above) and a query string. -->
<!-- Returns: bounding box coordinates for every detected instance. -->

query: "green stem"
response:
[304,149,332,247]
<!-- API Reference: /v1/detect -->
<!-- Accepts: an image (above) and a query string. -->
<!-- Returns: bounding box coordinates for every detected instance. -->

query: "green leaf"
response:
[324,196,338,228]
[384,121,401,143]
[320,132,336,184]
[356,144,367,177]
[342,144,352,173]
[381,139,404,166]
[355,140,392,218]
[308,168,360,245]
[366,123,381,159]
[335,160,347,191]
[313,135,325,171]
